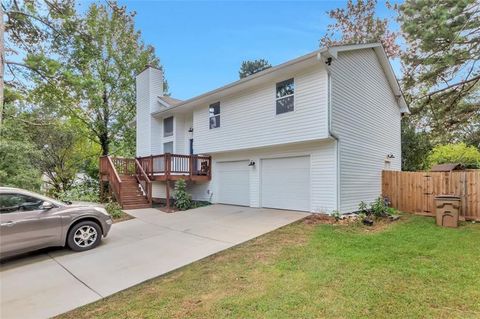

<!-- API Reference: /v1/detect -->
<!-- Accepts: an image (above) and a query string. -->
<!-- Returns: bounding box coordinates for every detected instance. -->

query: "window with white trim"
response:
[164,116,173,137]
[209,102,220,129]
[275,78,294,115]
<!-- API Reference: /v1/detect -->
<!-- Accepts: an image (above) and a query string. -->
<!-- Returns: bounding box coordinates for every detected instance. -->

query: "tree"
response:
[29,121,85,194]
[427,143,480,169]
[0,96,42,191]
[399,0,480,145]
[239,59,271,79]
[2,0,77,126]
[4,1,166,156]
[401,118,433,171]
[320,0,400,58]
[39,2,164,156]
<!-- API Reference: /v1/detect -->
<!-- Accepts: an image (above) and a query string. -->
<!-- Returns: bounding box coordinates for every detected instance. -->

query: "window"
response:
[164,116,173,137]
[163,141,173,153]
[276,78,294,115]
[209,102,220,129]
[0,194,43,214]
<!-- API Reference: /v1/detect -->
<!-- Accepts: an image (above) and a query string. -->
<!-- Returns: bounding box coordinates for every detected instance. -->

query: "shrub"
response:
[174,179,192,211]
[56,176,99,203]
[358,201,368,213]
[370,197,389,217]
[331,210,341,221]
[427,143,480,169]
[105,200,123,219]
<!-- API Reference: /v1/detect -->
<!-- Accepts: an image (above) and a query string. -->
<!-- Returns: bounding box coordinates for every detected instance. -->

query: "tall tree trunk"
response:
[100,133,109,156]
[100,88,110,156]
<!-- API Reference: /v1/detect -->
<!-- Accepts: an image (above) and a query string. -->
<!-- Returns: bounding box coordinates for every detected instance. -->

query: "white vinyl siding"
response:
[217,161,250,206]
[201,140,337,213]
[136,67,164,157]
[330,48,402,212]
[193,64,329,154]
[261,156,310,211]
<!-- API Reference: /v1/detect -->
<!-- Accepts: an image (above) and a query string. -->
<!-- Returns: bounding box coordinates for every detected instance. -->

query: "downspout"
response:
[319,52,340,212]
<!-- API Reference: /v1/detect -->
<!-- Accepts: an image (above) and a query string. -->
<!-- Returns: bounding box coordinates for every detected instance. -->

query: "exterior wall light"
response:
[248,160,255,166]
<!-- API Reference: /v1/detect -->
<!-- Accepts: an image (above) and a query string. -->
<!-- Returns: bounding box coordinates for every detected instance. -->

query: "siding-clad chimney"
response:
[136,66,164,157]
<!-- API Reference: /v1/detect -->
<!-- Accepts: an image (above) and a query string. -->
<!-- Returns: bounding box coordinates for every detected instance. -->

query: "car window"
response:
[0,194,44,214]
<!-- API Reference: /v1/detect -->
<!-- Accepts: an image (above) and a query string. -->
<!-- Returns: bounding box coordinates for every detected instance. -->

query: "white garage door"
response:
[217,161,250,206]
[261,156,310,211]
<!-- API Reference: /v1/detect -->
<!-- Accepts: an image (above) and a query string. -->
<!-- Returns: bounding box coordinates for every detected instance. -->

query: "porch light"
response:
[188,127,193,133]
[248,160,255,167]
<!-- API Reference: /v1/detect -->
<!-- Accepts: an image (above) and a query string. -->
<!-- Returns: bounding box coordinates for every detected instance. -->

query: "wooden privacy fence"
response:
[382,170,480,221]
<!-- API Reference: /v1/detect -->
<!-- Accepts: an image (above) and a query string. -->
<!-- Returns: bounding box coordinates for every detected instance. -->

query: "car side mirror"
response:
[40,201,55,210]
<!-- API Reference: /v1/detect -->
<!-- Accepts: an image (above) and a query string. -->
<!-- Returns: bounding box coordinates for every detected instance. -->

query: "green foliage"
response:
[401,117,433,171]
[0,102,42,191]
[239,59,271,78]
[370,197,389,217]
[105,200,123,219]
[399,0,479,144]
[331,210,341,221]
[56,177,100,203]
[358,201,368,213]
[427,143,480,169]
[174,179,192,211]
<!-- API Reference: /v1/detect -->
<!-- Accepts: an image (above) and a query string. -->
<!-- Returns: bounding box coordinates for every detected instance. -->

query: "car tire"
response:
[67,221,102,252]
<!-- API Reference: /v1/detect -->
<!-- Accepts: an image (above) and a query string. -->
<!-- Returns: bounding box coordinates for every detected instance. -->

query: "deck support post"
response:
[166,180,170,211]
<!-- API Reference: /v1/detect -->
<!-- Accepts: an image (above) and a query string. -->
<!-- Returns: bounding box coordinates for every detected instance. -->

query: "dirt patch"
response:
[303,213,335,224]
[113,211,134,223]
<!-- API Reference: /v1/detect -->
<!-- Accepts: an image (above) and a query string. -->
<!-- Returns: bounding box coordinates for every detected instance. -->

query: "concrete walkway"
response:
[0,205,308,319]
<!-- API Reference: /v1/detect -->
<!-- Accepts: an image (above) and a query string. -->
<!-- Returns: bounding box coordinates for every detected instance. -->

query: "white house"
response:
[134,43,408,213]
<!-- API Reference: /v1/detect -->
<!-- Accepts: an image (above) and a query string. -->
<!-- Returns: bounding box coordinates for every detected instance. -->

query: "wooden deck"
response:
[99,153,212,209]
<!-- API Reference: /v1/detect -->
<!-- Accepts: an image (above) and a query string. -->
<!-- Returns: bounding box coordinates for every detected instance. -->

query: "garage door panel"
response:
[217,161,250,206]
[261,156,310,211]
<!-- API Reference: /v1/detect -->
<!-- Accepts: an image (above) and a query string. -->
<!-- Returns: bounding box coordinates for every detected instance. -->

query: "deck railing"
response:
[137,153,211,180]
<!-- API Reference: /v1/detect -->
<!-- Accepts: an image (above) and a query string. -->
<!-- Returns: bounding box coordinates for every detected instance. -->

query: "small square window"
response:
[209,102,220,129]
[164,116,173,137]
[163,141,173,153]
[276,78,294,115]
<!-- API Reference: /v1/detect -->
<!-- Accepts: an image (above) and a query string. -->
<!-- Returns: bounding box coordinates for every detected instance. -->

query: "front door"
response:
[0,193,62,255]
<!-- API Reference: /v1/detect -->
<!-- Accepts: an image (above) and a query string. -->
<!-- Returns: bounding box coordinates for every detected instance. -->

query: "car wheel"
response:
[67,221,102,252]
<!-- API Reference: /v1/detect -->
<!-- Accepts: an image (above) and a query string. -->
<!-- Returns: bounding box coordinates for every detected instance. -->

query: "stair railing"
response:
[134,158,152,205]
[100,156,123,205]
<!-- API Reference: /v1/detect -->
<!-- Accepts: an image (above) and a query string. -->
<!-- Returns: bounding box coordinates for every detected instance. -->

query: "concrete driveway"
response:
[0,205,308,319]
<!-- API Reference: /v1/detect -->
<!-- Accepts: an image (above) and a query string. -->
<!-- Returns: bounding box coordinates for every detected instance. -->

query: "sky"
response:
[78,1,399,100]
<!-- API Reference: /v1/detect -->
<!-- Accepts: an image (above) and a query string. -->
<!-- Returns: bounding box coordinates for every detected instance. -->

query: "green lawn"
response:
[58,215,480,319]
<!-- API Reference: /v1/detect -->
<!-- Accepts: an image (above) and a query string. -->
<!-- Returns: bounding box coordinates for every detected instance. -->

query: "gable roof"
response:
[152,43,409,116]
[158,96,183,108]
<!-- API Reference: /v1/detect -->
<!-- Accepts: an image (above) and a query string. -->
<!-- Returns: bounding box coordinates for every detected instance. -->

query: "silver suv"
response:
[0,187,112,259]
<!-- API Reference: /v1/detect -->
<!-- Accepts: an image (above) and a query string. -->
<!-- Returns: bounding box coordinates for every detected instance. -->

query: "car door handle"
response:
[0,221,16,227]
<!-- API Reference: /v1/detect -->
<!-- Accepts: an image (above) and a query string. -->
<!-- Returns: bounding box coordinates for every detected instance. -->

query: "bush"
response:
[331,210,341,221]
[105,200,123,219]
[427,143,480,169]
[370,197,389,218]
[56,176,99,203]
[174,179,192,211]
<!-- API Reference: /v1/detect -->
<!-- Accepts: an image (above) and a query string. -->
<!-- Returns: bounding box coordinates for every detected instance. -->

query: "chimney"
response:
[136,65,164,157]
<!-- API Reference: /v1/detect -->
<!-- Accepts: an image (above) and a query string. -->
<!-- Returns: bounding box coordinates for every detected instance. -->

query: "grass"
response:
[58,215,480,319]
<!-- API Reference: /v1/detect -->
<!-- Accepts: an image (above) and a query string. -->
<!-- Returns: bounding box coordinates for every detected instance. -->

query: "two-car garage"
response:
[216,156,310,211]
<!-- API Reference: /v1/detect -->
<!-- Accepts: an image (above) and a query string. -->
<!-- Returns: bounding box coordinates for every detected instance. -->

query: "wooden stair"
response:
[99,156,153,210]
[119,175,151,209]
